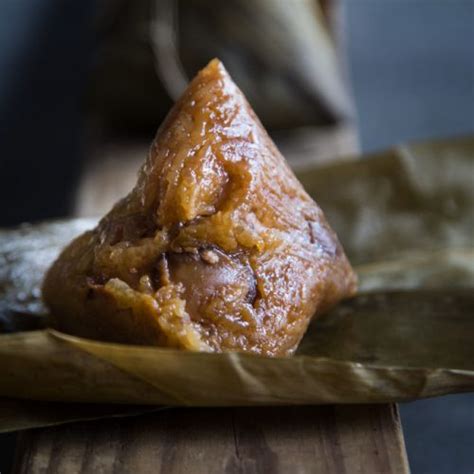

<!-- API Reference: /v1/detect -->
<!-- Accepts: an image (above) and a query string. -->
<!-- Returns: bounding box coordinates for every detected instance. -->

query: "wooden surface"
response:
[14,405,409,474]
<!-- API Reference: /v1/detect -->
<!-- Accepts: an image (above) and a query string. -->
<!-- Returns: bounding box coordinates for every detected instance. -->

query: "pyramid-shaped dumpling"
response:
[43,60,356,356]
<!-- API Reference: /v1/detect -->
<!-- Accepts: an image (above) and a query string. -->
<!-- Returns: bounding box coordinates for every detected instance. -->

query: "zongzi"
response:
[43,59,356,356]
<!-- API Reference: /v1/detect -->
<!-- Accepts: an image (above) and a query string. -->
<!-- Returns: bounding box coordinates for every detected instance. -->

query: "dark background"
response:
[0,1,473,473]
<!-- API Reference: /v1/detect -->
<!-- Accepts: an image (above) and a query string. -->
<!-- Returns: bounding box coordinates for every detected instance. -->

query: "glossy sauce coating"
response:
[43,59,357,356]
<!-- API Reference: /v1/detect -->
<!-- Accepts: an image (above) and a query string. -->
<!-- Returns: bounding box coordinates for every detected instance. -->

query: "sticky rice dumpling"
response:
[43,59,356,356]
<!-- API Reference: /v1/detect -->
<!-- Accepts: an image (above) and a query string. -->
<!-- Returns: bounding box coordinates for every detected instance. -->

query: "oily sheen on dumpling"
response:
[43,59,357,356]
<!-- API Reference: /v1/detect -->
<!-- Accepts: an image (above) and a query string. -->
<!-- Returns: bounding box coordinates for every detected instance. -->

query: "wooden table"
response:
[13,130,409,473]
[14,405,408,474]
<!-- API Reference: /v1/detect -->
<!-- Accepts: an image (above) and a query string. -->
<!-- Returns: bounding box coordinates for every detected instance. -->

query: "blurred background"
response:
[0,0,473,472]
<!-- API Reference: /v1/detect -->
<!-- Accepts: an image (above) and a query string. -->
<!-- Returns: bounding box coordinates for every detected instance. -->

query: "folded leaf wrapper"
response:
[0,135,473,431]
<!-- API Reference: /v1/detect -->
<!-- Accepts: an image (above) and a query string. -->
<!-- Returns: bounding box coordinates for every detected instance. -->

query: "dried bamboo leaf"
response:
[298,136,474,264]
[92,0,351,131]
[356,248,474,292]
[0,289,472,413]
[0,134,473,432]
[0,219,95,332]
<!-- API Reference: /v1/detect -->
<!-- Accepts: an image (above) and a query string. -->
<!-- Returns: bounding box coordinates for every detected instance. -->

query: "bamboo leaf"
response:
[0,135,473,431]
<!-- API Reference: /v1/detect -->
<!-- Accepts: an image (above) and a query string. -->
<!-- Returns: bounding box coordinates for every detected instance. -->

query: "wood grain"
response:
[13,405,409,474]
